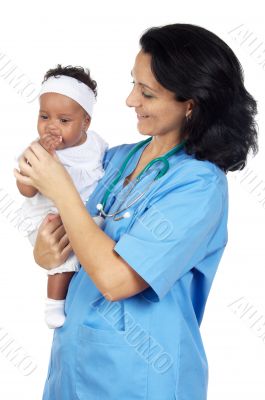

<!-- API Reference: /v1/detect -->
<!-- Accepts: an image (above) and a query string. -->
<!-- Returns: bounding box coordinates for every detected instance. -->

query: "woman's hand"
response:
[33,213,73,270]
[13,139,74,203]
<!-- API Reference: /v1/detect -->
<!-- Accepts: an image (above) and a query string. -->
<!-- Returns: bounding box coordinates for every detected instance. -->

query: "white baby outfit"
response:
[18,130,108,275]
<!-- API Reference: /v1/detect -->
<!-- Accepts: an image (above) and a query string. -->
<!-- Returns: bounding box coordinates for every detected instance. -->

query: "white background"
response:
[0,1,264,399]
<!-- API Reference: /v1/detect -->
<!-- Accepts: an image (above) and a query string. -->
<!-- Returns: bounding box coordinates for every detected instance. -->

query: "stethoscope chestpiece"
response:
[96,203,104,211]
[113,211,131,221]
[92,212,105,228]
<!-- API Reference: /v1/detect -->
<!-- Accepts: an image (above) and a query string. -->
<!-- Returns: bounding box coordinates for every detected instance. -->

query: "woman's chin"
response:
[137,126,153,136]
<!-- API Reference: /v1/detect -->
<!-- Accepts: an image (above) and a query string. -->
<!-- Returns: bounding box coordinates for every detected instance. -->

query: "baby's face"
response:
[38,93,90,150]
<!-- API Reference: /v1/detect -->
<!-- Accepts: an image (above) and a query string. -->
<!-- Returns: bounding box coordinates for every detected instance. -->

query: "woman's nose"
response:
[126,86,141,108]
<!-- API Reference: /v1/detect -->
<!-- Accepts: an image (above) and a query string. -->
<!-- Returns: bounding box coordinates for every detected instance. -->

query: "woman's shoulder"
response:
[180,151,227,181]
[191,157,226,179]
[166,152,229,198]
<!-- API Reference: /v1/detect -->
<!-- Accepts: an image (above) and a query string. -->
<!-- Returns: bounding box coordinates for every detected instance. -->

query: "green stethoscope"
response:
[96,137,186,223]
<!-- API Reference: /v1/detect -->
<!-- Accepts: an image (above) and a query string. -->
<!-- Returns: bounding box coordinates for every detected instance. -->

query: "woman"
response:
[14,23,258,400]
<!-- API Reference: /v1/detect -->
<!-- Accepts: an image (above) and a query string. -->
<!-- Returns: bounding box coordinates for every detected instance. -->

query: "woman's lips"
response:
[137,114,149,120]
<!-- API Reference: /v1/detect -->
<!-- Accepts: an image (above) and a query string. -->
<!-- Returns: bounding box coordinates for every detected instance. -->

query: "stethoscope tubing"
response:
[97,137,186,220]
[100,178,157,220]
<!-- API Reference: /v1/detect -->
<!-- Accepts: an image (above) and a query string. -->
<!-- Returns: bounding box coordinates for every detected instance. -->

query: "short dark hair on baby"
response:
[42,64,97,97]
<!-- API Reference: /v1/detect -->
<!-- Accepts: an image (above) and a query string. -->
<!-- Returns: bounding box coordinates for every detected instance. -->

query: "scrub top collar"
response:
[103,140,186,215]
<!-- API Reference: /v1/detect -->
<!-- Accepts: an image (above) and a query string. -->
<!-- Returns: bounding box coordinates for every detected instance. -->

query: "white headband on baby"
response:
[39,75,96,117]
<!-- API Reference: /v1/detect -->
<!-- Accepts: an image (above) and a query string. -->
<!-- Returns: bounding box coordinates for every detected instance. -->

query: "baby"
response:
[15,65,108,329]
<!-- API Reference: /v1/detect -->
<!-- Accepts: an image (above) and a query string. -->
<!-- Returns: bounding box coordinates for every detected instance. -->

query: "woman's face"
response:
[38,93,90,149]
[126,50,192,140]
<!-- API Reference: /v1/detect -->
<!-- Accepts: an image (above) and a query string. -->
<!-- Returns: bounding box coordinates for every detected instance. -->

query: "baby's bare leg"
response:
[47,272,75,300]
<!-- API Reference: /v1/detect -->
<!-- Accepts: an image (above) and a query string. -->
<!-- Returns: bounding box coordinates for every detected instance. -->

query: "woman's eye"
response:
[130,80,153,98]
[40,115,48,120]
[60,119,69,123]
[142,92,153,99]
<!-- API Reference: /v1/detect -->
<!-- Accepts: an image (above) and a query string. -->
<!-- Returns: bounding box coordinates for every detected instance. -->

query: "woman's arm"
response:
[16,141,148,301]
[34,188,149,301]
[16,172,38,197]
[53,186,149,301]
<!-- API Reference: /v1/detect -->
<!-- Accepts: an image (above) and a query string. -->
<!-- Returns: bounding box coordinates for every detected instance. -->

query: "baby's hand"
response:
[39,134,62,154]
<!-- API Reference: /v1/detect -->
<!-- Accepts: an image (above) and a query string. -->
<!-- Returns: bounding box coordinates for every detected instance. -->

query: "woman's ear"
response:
[185,99,195,118]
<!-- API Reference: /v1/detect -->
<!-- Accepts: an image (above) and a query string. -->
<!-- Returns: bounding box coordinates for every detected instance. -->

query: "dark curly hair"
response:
[42,64,97,98]
[140,23,259,173]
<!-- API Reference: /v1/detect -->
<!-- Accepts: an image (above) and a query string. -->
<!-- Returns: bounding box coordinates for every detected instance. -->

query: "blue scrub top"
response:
[43,140,228,400]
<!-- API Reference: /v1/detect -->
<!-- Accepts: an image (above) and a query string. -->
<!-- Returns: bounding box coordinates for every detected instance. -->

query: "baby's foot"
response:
[44,298,66,329]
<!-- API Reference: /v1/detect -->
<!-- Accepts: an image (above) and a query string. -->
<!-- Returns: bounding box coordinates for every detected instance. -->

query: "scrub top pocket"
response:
[75,324,148,400]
